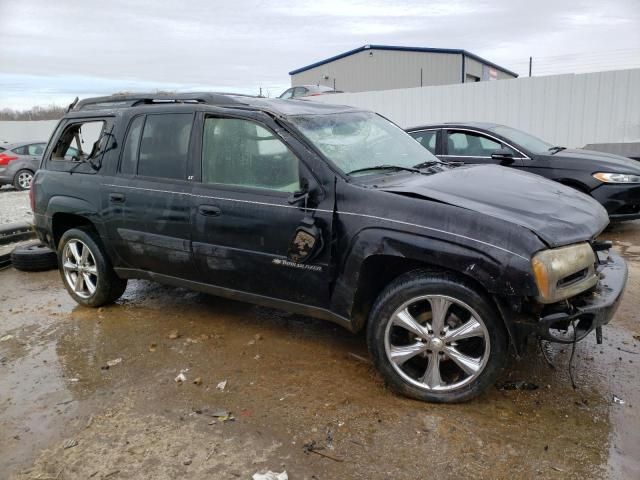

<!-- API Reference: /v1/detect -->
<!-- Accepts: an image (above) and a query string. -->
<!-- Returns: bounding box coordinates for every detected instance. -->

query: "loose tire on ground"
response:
[366,269,508,403]
[10,241,58,272]
[57,227,127,307]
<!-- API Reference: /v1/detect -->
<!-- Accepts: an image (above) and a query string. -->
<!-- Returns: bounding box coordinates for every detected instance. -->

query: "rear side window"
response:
[51,121,107,162]
[120,116,145,175]
[28,143,46,155]
[137,114,192,179]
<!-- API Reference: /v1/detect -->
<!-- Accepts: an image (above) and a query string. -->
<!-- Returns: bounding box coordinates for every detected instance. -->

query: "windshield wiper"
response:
[347,164,420,175]
[548,146,566,154]
[413,161,442,169]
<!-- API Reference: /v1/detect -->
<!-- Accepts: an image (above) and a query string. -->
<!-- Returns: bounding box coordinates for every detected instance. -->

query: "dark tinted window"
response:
[202,117,300,193]
[137,114,192,179]
[410,130,437,154]
[120,116,144,174]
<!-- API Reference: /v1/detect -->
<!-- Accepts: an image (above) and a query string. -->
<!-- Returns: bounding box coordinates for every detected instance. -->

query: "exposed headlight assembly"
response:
[593,172,640,184]
[531,242,598,304]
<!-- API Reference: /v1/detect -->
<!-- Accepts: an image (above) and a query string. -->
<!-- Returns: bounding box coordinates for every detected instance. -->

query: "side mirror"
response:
[491,148,514,165]
[287,178,310,205]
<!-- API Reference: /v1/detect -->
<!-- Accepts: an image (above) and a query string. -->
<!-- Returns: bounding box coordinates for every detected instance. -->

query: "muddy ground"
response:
[1,222,639,480]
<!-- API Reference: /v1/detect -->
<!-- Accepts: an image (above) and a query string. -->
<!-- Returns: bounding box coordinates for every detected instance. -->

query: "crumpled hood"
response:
[377,164,609,247]
[549,148,640,172]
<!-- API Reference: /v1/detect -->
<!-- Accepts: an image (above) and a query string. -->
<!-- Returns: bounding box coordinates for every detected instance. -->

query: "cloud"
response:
[0,0,638,108]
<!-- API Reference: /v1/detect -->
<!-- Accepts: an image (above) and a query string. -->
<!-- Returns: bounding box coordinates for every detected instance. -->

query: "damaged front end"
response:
[509,241,628,346]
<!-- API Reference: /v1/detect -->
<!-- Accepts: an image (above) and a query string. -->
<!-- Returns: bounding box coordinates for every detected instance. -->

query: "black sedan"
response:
[407,122,640,220]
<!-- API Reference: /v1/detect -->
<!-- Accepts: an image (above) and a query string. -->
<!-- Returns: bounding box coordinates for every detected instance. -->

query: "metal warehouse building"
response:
[289,45,518,93]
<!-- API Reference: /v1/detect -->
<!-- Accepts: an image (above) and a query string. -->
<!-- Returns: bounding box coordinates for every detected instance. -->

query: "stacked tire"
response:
[10,241,58,271]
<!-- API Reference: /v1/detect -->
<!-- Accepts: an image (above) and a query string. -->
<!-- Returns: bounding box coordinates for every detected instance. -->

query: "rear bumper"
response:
[535,252,628,343]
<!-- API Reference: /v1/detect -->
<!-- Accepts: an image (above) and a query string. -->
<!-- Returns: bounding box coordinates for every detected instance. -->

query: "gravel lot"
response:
[0,187,32,225]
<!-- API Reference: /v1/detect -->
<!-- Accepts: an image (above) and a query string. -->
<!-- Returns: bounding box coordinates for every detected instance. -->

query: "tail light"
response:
[29,179,35,212]
[0,153,18,166]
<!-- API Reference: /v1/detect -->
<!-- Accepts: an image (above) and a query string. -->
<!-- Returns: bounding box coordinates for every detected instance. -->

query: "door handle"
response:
[109,193,125,203]
[198,205,221,217]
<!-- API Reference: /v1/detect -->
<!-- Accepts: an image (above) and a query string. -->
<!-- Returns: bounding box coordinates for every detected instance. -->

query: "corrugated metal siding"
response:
[313,68,640,147]
[292,50,462,92]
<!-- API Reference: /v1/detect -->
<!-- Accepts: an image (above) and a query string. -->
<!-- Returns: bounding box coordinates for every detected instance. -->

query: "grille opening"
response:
[557,268,588,289]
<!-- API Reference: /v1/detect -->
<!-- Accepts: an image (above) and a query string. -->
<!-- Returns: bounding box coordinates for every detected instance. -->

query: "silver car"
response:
[0,141,48,190]
[279,85,343,99]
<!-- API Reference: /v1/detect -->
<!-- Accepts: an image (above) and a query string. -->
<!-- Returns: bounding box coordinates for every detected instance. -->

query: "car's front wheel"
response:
[367,269,508,403]
[58,228,127,307]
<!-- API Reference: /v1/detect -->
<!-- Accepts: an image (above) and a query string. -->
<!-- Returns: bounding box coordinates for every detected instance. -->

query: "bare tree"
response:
[0,105,66,121]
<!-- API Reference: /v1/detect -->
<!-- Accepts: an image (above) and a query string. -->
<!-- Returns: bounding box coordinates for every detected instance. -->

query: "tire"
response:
[13,169,34,191]
[366,269,508,403]
[57,227,127,307]
[11,241,58,271]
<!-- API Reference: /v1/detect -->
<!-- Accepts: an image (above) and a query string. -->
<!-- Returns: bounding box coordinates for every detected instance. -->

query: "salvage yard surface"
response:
[0,221,638,479]
[0,188,31,225]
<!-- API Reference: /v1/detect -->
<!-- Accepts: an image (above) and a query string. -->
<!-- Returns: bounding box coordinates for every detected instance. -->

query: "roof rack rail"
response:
[73,92,255,111]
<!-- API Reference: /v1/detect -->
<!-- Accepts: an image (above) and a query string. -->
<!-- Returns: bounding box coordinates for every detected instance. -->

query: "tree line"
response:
[0,105,66,121]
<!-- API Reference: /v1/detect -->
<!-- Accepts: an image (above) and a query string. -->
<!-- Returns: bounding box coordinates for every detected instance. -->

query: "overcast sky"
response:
[1,0,639,109]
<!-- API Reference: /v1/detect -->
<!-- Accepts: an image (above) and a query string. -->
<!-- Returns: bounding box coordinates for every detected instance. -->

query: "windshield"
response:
[488,125,554,155]
[289,111,440,175]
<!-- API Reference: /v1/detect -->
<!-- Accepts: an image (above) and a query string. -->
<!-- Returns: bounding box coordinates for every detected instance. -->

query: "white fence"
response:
[315,68,640,149]
[0,120,59,145]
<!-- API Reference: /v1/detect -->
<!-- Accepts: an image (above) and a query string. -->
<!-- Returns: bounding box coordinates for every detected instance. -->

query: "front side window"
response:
[202,117,300,193]
[290,111,441,175]
[409,130,437,154]
[51,120,107,162]
[447,131,514,157]
[27,143,46,155]
[137,113,192,179]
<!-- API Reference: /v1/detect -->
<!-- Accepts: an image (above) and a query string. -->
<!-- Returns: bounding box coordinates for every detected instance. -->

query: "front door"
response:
[443,129,523,166]
[190,112,334,308]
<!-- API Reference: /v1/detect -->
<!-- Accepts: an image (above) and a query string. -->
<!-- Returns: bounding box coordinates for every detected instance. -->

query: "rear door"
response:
[189,110,334,307]
[103,111,197,278]
[443,129,523,166]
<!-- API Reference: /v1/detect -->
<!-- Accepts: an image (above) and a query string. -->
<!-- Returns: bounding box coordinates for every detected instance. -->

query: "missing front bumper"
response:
[536,252,628,343]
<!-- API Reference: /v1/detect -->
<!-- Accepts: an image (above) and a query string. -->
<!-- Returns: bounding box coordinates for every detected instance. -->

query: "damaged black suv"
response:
[32,93,628,403]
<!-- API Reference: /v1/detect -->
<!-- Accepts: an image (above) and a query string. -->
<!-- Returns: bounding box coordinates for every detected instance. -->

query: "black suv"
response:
[32,93,628,403]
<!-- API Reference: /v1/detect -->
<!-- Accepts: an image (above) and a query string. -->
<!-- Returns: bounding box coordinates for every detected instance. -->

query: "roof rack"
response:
[73,92,255,111]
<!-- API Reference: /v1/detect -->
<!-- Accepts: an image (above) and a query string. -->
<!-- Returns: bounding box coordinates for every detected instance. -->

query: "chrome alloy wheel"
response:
[384,295,490,392]
[62,240,98,299]
[17,171,33,189]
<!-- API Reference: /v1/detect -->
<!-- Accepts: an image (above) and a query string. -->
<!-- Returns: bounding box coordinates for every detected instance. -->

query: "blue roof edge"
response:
[288,44,519,78]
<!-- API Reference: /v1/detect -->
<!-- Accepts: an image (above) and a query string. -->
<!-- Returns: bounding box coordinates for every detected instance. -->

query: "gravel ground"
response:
[0,187,32,225]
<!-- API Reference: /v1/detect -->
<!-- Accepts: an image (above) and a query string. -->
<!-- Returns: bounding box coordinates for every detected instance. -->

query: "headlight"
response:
[593,172,640,184]
[531,242,598,304]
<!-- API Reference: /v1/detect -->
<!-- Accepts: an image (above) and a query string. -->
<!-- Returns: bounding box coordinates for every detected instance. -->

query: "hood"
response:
[376,164,609,247]
[548,148,640,173]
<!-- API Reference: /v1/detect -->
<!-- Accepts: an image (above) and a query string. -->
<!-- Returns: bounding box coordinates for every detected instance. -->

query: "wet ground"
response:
[1,223,639,480]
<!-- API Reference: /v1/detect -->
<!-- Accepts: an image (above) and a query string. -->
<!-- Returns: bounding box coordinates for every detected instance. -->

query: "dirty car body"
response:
[32,93,628,402]
[407,122,640,221]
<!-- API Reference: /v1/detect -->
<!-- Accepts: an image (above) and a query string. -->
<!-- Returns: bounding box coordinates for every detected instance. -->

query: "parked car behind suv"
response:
[32,93,627,403]
[0,141,47,190]
[407,123,640,220]
[279,85,343,99]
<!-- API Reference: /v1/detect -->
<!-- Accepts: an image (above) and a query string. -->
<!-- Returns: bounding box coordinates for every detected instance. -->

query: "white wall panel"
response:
[315,69,640,148]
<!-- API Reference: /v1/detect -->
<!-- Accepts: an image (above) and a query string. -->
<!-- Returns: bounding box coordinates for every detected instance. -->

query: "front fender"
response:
[330,228,538,321]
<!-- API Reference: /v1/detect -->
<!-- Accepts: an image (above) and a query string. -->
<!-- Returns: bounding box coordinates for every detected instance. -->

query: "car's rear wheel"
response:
[367,269,508,403]
[13,169,34,190]
[58,228,127,307]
